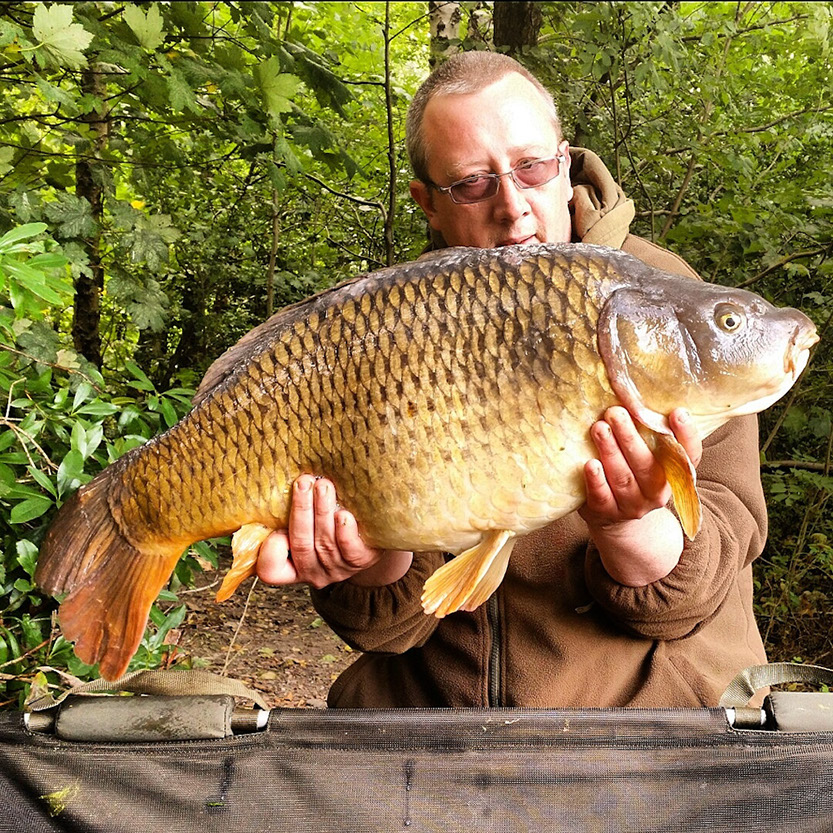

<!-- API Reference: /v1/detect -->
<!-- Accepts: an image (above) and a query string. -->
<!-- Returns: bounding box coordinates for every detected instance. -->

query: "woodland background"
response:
[0,1,831,708]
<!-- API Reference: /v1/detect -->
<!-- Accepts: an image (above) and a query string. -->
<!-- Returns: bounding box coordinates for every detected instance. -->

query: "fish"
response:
[35,243,818,680]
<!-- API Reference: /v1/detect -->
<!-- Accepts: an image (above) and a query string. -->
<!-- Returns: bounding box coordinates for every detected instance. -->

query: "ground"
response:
[175,557,357,709]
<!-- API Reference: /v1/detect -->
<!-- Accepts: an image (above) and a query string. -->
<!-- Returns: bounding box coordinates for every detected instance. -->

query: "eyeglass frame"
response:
[428,154,567,205]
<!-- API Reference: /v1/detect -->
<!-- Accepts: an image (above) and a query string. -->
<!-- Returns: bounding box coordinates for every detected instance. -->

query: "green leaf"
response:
[72,382,94,411]
[44,194,97,240]
[10,496,53,524]
[167,68,199,113]
[0,147,13,177]
[32,3,94,70]
[156,397,178,428]
[15,540,40,578]
[35,76,78,111]
[57,448,85,495]
[125,214,180,271]
[123,3,165,51]
[70,421,103,460]
[256,58,302,120]
[26,465,57,497]
[124,361,155,391]
[21,616,45,649]
[0,224,47,253]
[1,260,64,304]
[17,322,61,364]
[77,401,119,417]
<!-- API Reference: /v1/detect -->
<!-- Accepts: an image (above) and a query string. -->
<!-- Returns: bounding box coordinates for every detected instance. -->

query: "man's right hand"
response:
[256,474,413,589]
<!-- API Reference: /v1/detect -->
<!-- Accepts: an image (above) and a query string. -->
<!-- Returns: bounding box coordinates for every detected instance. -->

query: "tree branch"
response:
[302,171,385,214]
[761,460,830,472]
[737,247,829,289]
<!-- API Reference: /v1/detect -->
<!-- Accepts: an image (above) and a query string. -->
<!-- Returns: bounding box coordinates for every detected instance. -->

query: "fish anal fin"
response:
[652,432,701,539]
[215,523,274,602]
[421,530,515,619]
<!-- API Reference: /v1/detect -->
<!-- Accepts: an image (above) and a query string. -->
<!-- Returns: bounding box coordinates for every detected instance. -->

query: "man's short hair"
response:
[406,51,562,184]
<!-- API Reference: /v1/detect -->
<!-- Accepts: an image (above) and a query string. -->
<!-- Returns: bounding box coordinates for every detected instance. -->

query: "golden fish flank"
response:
[35,243,818,679]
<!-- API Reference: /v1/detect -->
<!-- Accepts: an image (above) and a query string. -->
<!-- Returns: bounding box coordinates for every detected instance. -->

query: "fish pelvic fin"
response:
[652,432,702,539]
[421,530,516,619]
[35,472,184,681]
[215,523,274,602]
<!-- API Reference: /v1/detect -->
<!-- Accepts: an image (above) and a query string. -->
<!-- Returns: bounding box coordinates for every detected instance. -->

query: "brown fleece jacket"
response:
[310,148,768,708]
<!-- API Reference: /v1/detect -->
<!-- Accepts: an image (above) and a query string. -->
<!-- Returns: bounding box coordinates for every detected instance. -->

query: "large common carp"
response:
[36,244,817,680]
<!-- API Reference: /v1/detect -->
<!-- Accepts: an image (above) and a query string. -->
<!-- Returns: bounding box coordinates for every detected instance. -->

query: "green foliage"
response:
[0,224,208,707]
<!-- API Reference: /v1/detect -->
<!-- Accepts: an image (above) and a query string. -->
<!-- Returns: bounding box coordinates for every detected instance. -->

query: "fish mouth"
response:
[785,324,819,377]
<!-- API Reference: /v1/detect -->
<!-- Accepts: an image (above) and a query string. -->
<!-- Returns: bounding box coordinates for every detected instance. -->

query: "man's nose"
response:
[492,175,530,221]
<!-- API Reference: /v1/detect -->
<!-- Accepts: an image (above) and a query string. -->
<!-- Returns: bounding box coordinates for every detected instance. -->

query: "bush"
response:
[0,225,215,709]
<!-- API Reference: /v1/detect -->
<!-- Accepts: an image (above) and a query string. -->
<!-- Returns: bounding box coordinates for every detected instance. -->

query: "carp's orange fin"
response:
[215,523,273,602]
[421,530,515,619]
[35,472,184,681]
[653,432,701,540]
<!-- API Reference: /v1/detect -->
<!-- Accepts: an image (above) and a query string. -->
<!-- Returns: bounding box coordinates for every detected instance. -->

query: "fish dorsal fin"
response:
[194,311,286,406]
[194,247,495,406]
[650,432,701,539]
[193,275,366,406]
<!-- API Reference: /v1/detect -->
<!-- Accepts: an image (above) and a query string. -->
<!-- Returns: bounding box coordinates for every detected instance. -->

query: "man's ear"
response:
[410,179,436,222]
[561,140,574,203]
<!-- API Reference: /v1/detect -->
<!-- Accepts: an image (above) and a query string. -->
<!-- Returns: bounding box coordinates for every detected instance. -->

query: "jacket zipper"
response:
[486,593,502,706]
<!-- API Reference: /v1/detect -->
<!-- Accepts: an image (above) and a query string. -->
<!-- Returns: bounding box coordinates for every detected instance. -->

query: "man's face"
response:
[410,73,573,249]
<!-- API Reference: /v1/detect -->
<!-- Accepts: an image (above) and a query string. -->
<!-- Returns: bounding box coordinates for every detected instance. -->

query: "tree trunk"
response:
[466,3,491,47]
[266,189,280,317]
[429,1,461,67]
[160,268,208,387]
[493,1,542,54]
[72,65,108,366]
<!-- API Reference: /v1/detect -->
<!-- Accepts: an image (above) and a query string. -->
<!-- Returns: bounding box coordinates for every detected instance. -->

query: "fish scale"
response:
[35,243,818,678]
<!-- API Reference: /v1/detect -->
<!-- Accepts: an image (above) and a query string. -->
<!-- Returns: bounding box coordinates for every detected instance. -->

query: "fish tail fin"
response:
[652,432,702,539]
[35,471,184,680]
[215,523,274,602]
[421,531,515,618]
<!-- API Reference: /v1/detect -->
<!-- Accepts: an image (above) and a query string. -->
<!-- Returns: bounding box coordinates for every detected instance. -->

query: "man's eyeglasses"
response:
[431,155,566,205]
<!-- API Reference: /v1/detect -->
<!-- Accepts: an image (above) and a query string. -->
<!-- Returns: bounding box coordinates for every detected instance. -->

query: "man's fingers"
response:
[288,474,316,559]
[287,475,336,587]
[585,408,674,521]
[256,530,299,585]
[603,408,667,497]
[581,458,618,518]
[669,408,702,466]
[333,509,381,570]
[256,475,394,588]
[313,478,340,559]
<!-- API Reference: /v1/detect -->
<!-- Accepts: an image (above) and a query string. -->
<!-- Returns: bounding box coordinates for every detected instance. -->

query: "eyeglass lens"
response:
[450,157,561,204]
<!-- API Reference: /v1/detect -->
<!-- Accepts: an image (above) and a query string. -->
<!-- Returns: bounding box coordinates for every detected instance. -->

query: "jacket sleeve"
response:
[583,413,767,640]
[309,550,446,652]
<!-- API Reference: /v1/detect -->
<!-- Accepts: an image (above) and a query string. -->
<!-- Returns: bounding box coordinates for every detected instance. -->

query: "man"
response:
[256,52,768,707]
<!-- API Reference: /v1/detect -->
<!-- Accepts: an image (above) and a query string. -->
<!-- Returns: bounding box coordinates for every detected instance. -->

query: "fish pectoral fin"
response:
[421,530,516,619]
[652,432,701,540]
[215,523,274,602]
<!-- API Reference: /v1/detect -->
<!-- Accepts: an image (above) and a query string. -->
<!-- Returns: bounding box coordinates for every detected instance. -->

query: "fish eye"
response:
[716,305,745,333]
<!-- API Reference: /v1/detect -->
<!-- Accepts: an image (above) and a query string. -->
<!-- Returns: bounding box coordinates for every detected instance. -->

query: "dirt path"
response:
[175,560,357,708]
